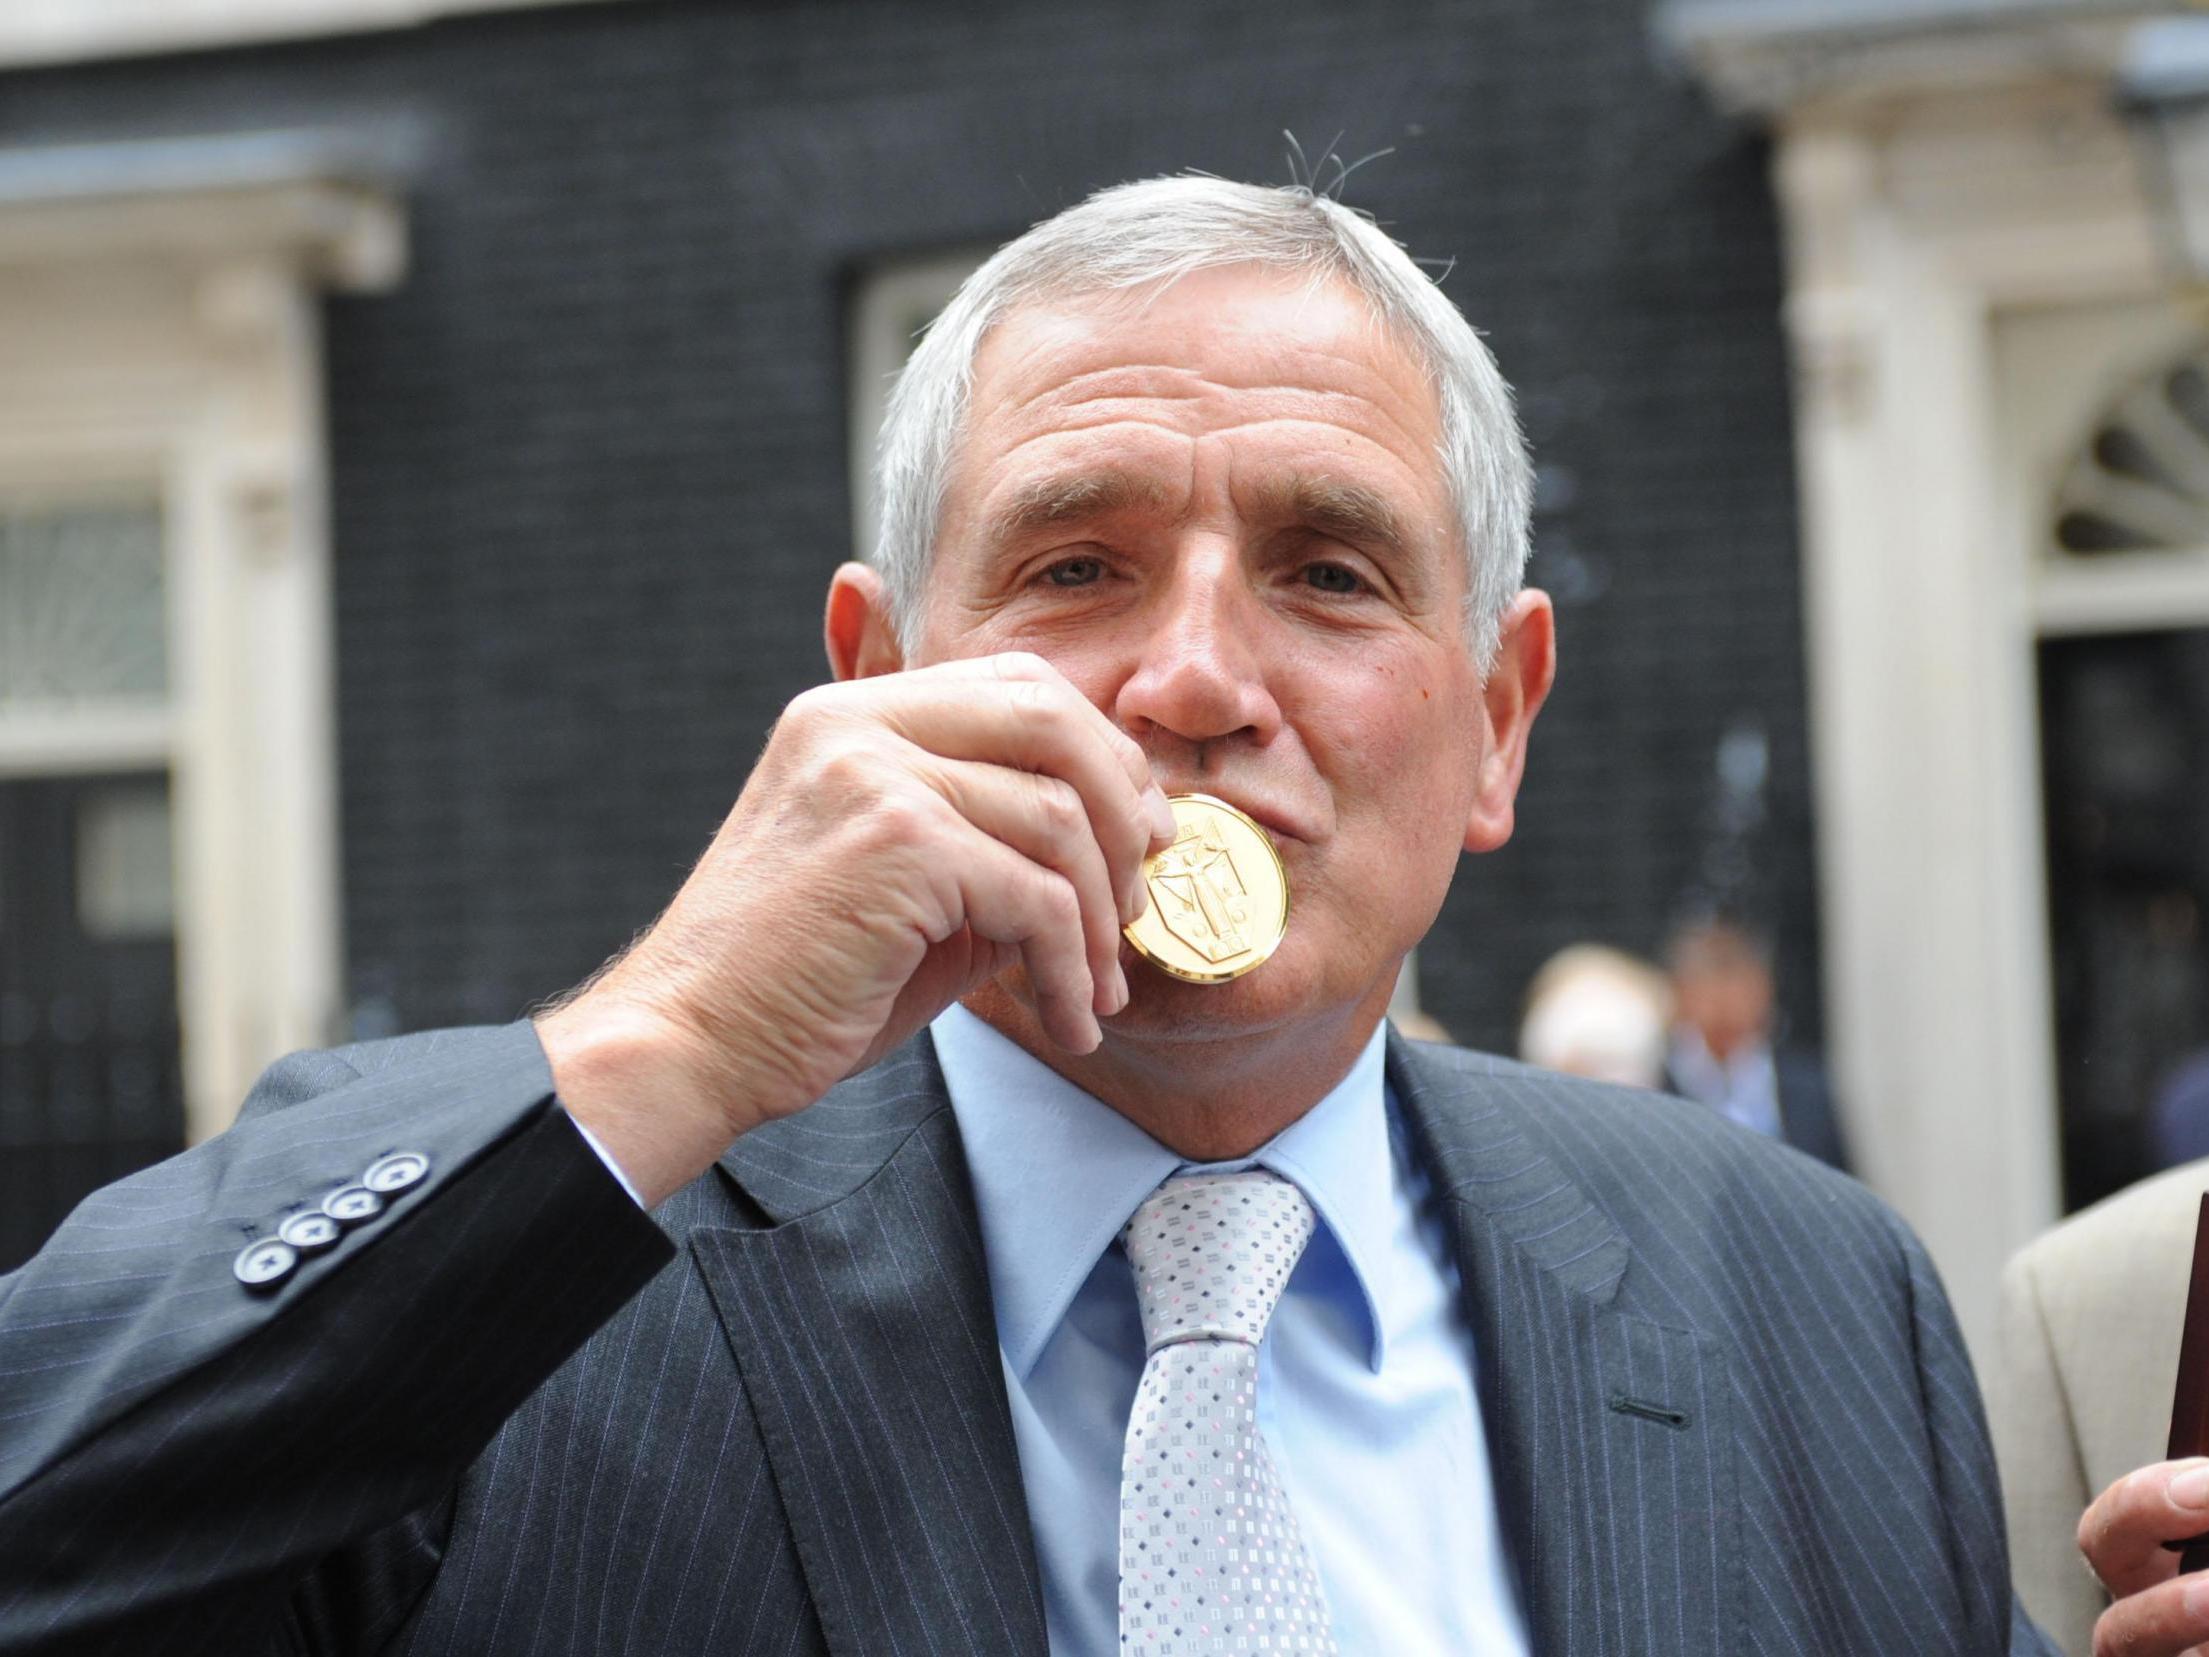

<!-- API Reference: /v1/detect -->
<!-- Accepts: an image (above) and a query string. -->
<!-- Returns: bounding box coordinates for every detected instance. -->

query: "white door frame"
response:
[1671,4,2191,1361]
[0,134,403,1139]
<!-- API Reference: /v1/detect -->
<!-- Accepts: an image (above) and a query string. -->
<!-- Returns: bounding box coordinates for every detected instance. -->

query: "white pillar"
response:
[1776,123,2063,1365]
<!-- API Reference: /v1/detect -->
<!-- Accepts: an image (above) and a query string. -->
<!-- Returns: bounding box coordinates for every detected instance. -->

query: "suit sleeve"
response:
[1989,1249,2102,1657]
[0,1021,678,1656]
[1879,1210,2061,1656]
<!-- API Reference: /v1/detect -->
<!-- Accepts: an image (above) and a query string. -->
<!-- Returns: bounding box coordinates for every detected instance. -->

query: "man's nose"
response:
[1111,547,1283,748]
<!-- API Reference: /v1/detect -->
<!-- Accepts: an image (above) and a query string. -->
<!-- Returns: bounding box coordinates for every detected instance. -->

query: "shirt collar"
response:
[932,1002,1396,1380]
[1670,1027,1775,1090]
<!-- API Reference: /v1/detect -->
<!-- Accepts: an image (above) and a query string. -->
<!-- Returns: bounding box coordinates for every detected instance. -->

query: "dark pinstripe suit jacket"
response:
[0,1020,2055,1655]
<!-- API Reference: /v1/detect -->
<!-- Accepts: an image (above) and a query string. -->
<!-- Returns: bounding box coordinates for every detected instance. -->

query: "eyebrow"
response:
[981,467,1421,563]
[987,470,1179,547]
[1249,473,1417,561]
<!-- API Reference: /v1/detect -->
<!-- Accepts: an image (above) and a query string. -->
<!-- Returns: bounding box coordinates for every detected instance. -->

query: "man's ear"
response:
[1463,589,1556,855]
[824,562,907,681]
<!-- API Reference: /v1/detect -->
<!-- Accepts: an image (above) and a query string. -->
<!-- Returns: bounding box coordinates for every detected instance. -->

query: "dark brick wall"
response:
[0,0,1820,1056]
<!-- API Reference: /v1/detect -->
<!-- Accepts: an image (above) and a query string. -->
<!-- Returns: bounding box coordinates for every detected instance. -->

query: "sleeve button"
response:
[234,1239,299,1288]
[278,1210,343,1252]
[362,1151,430,1195]
[322,1185,385,1225]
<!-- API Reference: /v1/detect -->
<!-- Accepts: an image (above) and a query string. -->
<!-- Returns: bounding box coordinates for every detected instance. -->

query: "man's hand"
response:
[2080,1457,2209,1655]
[535,652,1177,1205]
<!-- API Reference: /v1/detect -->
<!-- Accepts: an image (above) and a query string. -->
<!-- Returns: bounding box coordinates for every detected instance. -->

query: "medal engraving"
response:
[1151,813,1253,962]
[1124,794,1288,984]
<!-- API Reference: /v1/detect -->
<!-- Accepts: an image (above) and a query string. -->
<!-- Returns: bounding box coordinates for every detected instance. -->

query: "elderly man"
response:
[0,176,2084,1654]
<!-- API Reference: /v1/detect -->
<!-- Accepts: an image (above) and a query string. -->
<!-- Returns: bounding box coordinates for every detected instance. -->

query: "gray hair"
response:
[870,174,1533,669]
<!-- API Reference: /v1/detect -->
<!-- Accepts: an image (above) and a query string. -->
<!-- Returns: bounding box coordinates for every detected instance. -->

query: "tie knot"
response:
[1121,1169,1316,1354]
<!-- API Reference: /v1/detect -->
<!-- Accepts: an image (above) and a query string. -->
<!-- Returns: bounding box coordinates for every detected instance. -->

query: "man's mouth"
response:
[1153,786,1315,848]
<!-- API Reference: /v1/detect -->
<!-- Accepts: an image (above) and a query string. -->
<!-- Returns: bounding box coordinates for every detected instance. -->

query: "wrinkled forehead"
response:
[967,263,1437,414]
[944,266,1452,529]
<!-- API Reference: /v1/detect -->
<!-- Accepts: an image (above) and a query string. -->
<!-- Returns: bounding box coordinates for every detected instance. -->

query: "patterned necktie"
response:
[1118,1169,1337,1655]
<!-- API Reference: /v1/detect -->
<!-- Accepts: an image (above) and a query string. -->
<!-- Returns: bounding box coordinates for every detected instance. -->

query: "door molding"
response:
[1673,5,2178,1361]
[0,133,403,1139]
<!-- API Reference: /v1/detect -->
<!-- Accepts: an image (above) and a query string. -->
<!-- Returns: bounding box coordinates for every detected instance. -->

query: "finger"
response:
[982,651,1156,799]
[2094,1571,2209,1657]
[967,654,1173,861]
[933,816,1101,1052]
[883,659,1175,915]
[852,926,1023,1079]
[927,760,1128,1015]
[2083,1460,2209,1597]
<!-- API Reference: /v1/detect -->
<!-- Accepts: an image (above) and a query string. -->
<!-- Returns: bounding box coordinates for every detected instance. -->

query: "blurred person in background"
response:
[1390,1005,1452,1043]
[1516,941,1669,1090]
[2149,1048,2209,1171]
[1663,913,1850,1173]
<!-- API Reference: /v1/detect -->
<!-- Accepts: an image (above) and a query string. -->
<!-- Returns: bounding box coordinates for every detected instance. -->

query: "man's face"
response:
[1673,955,1776,1061]
[905,264,1546,1041]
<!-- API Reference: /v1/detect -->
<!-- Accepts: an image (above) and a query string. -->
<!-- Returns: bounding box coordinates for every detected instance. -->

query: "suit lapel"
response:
[1390,1035,1739,1656]
[689,1038,1049,1657]
[687,1028,1737,1656]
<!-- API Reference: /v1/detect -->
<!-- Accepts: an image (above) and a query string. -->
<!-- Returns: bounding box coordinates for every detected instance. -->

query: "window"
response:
[846,248,989,564]
[2053,347,2209,557]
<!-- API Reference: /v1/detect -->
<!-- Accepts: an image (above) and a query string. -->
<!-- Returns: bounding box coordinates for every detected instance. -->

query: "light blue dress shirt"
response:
[931,1003,1529,1657]
[1668,1030,1782,1142]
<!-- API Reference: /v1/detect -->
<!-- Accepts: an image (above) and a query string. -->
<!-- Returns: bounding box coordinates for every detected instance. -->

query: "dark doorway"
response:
[0,771,185,1273]
[2042,628,2209,1213]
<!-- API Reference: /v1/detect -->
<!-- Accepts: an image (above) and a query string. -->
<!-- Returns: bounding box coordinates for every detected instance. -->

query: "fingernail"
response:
[1115,962,1130,1011]
[1146,789,1176,841]
[1128,879,1149,923]
[2186,1573,2209,1619]
[2176,1466,2209,1510]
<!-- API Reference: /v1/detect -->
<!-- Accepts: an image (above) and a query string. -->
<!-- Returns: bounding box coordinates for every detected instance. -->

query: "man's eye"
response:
[1044,557,1105,588]
[1303,563,1364,595]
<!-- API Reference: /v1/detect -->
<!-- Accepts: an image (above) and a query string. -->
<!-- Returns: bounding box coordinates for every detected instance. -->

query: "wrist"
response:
[533,995,748,1207]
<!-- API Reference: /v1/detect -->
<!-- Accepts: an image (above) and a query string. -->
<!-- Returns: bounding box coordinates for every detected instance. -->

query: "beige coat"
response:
[1992,1159,2209,1655]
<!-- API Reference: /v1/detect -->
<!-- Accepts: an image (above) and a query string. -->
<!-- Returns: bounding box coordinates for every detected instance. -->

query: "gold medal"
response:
[1123,793,1289,984]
